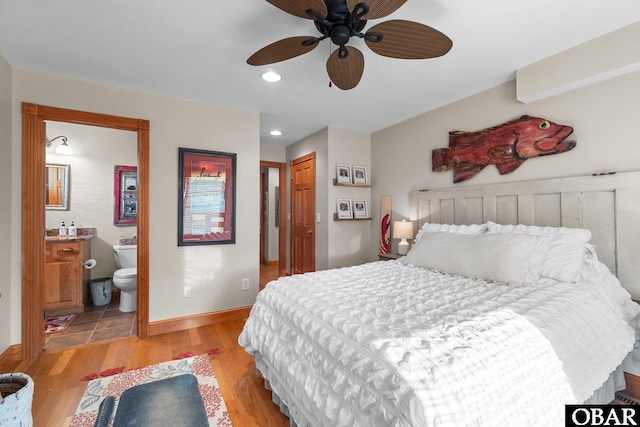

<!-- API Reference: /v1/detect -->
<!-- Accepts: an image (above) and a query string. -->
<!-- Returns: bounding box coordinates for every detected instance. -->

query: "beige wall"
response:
[327,127,371,269]
[260,143,286,163]
[0,55,12,351]
[371,70,640,256]
[9,68,260,345]
[517,22,640,103]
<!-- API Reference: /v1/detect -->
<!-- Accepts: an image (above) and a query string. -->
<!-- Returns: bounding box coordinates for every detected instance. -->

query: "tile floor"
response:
[43,262,278,352]
[44,300,136,351]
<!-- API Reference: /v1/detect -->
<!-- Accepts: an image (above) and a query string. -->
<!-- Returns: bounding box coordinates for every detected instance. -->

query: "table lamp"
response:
[393,220,413,255]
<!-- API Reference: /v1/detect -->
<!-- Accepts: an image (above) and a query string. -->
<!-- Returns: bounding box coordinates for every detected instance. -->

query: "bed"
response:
[239,171,640,426]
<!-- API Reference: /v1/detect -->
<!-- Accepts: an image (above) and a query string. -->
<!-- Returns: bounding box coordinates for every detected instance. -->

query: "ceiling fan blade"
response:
[266,0,327,19]
[326,46,365,90]
[365,20,453,59]
[247,36,319,66]
[347,0,407,20]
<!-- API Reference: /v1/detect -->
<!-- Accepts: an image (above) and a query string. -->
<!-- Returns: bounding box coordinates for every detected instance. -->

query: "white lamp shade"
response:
[393,220,413,255]
[393,220,413,239]
[55,141,73,155]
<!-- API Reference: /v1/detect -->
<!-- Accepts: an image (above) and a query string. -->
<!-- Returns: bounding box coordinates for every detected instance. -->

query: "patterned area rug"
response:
[44,314,76,334]
[69,354,232,426]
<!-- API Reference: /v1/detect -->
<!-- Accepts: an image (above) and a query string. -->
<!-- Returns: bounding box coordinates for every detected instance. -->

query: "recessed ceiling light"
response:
[270,130,282,136]
[261,71,282,82]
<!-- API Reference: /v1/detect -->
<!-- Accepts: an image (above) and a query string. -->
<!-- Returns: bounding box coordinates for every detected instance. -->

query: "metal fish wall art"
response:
[432,115,576,183]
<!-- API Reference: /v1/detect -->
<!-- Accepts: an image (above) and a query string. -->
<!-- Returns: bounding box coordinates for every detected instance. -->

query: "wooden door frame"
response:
[260,161,286,277]
[21,102,150,359]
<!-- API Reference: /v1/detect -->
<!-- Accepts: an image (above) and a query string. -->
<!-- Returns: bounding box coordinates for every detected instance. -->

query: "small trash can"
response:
[89,277,113,307]
[0,373,34,427]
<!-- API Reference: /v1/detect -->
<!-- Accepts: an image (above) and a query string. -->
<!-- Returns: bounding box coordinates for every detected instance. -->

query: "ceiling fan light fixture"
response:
[261,71,282,82]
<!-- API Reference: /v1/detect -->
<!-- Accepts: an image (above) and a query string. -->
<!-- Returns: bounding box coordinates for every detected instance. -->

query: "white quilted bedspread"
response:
[239,260,640,426]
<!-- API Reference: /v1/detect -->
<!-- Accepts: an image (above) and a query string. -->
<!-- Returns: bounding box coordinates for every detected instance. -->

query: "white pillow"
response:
[403,231,538,286]
[413,222,488,243]
[486,222,591,283]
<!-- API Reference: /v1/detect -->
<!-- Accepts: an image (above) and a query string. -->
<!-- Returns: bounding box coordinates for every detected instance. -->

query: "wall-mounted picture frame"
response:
[114,165,137,225]
[353,166,367,185]
[336,164,352,184]
[353,199,368,218]
[337,199,353,219]
[178,148,236,246]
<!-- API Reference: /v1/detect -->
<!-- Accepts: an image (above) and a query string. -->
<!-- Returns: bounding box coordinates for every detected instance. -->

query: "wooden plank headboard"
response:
[409,171,640,299]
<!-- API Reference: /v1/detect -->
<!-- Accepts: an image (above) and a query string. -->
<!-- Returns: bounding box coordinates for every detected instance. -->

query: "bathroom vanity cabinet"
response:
[44,239,91,316]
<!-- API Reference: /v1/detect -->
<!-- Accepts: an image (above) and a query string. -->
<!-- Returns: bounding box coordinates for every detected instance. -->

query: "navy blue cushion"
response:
[94,396,115,427]
[112,374,209,427]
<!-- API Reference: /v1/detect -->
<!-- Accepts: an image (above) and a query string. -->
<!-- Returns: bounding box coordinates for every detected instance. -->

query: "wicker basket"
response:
[0,373,33,427]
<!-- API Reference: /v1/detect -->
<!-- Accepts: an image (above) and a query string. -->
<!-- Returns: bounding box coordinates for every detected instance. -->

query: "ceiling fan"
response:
[247,0,453,90]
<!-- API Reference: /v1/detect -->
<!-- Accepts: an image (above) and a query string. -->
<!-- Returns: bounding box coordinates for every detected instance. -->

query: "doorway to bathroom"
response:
[21,103,150,359]
[42,120,139,351]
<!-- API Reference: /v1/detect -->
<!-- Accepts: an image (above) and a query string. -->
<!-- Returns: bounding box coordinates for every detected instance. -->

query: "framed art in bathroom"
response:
[45,163,70,210]
[178,148,236,246]
[114,165,138,226]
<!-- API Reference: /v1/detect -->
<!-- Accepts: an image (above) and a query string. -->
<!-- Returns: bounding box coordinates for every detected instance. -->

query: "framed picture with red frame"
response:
[114,165,137,226]
[178,148,236,246]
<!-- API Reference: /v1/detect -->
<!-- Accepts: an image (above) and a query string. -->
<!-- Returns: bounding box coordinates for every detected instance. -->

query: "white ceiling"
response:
[2,1,640,146]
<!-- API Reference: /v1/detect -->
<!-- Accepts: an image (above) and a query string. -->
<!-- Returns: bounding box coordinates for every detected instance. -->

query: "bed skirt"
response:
[258,346,640,426]
[586,346,640,404]
[270,392,297,427]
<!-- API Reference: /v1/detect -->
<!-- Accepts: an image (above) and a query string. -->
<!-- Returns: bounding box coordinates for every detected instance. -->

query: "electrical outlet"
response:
[183,286,191,297]
[241,278,250,291]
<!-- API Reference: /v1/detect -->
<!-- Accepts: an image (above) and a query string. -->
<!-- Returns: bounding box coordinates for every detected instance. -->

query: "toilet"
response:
[112,244,137,312]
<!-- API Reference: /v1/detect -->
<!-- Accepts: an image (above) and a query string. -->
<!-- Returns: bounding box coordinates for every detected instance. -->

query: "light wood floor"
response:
[260,261,279,290]
[0,319,289,427]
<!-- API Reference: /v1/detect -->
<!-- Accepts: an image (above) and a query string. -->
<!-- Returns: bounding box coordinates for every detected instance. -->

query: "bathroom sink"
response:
[45,227,95,242]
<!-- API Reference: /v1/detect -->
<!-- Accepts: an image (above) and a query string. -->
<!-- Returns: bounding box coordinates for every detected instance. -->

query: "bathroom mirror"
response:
[45,163,70,210]
[114,165,138,225]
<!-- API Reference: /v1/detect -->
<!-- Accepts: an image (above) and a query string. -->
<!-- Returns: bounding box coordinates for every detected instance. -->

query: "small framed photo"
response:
[336,164,352,184]
[353,199,368,218]
[353,166,367,185]
[336,199,353,219]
